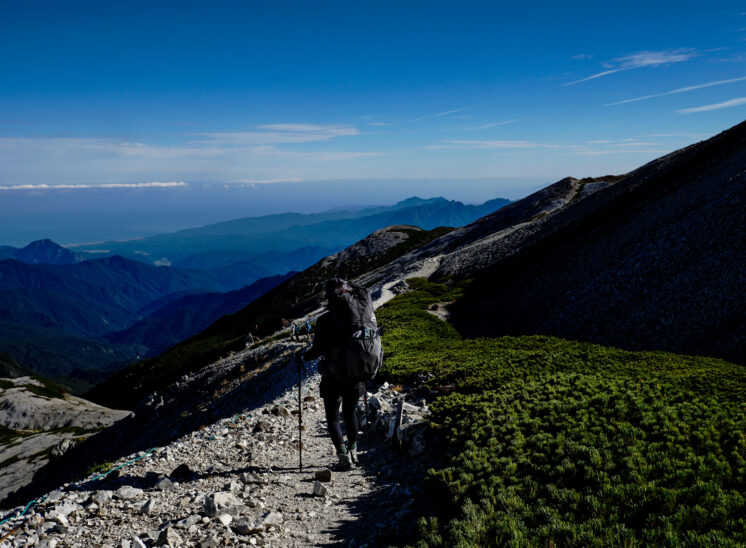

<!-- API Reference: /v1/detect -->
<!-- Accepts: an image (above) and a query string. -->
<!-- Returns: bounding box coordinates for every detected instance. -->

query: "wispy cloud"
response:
[648,132,711,138]
[607,75,746,105]
[425,138,669,156]
[565,48,698,85]
[411,107,469,122]
[677,96,746,114]
[425,139,539,149]
[194,124,359,145]
[231,178,302,184]
[0,123,378,186]
[0,182,186,191]
[571,53,593,60]
[468,118,528,130]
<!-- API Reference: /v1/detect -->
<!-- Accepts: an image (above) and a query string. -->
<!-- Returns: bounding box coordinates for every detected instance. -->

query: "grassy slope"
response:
[377,278,746,547]
[86,226,453,410]
[0,352,33,378]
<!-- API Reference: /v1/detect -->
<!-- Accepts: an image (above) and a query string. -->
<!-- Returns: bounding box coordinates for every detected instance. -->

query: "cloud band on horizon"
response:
[0,182,187,191]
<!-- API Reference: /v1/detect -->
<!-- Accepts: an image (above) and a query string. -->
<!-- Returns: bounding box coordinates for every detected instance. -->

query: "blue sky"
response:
[1,1,745,243]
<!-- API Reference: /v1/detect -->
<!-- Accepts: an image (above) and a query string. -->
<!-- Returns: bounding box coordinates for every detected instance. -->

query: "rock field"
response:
[0,368,433,547]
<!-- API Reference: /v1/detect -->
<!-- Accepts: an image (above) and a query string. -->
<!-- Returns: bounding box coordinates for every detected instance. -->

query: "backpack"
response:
[327,283,383,381]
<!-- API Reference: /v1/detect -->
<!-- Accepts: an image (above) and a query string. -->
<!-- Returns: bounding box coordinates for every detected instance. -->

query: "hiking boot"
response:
[337,451,353,470]
[347,444,359,465]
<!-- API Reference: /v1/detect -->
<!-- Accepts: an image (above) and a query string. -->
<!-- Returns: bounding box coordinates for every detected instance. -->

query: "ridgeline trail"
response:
[0,358,431,547]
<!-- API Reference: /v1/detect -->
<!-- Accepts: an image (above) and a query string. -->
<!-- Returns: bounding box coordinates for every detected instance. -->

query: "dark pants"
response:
[320,376,365,451]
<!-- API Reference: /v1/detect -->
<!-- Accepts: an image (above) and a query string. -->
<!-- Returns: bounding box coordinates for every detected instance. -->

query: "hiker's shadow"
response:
[305,434,434,547]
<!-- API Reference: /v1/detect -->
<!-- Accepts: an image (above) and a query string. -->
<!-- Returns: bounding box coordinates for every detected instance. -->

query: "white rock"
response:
[141,499,157,515]
[176,514,201,528]
[91,490,113,506]
[262,511,283,527]
[204,491,240,516]
[53,501,82,517]
[233,517,265,535]
[157,526,182,546]
[218,514,233,526]
[155,477,175,491]
[312,482,328,497]
[116,486,144,500]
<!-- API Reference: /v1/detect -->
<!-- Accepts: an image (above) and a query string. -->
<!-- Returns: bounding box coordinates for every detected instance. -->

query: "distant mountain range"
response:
[86,120,745,412]
[69,196,510,276]
[0,196,510,391]
[0,239,87,265]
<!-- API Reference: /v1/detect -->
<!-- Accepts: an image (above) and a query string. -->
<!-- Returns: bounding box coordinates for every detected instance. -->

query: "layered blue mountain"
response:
[70,197,510,278]
[0,239,88,265]
[1,196,510,391]
[103,272,295,358]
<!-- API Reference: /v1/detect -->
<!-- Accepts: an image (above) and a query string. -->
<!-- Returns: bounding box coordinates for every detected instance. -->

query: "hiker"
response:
[302,278,383,469]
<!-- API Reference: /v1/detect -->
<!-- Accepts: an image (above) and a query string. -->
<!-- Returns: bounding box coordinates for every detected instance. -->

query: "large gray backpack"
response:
[327,282,383,381]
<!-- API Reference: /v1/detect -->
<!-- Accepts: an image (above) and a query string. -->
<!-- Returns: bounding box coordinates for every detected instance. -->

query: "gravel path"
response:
[0,367,431,547]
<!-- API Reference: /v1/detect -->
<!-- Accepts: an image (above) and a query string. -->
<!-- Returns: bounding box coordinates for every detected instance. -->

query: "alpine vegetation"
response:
[377,278,746,546]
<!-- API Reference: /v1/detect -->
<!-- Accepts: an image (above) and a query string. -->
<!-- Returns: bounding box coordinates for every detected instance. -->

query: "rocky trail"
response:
[0,356,433,547]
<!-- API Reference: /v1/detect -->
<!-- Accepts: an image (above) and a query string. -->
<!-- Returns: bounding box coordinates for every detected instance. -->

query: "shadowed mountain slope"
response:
[444,121,745,364]
[0,256,225,338]
[103,272,295,357]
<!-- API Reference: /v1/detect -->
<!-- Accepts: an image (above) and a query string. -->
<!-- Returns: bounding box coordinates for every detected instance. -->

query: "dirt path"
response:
[1,365,430,547]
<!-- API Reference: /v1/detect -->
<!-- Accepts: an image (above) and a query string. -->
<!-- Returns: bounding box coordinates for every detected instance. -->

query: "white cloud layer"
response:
[0,182,186,191]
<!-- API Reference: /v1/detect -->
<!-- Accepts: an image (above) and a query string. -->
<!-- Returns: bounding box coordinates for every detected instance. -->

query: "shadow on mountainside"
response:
[447,120,746,366]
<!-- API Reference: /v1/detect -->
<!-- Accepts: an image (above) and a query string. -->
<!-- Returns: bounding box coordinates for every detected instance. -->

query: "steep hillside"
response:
[86,225,454,410]
[104,272,294,357]
[0,256,227,338]
[440,121,746,365]
[0,322,133,392]
[0,376,130,500]
[0,353,32,378]
[0,255,251,390]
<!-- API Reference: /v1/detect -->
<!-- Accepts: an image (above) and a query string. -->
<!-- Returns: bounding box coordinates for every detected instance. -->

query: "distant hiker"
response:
[302,278,383,469]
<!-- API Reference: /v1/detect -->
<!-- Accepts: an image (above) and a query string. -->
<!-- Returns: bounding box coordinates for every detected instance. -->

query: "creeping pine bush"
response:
[377,278,746,547]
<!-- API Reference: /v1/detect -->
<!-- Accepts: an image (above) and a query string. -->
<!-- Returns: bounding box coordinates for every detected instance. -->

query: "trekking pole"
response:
[296,351,304,472]
[364,386,370,452]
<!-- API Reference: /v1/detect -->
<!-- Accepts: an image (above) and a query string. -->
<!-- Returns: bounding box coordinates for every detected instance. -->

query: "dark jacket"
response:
[304,312,345,378]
